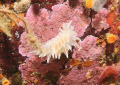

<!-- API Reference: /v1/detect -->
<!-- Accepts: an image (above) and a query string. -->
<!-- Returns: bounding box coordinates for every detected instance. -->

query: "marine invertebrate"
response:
[84,0,107,11]
[2,78,10,85]
[98,66,118,84]
[86,69,93,79]
[13,0,31,13]
[85,0,95,8]
[19,2,90,61]
[106,33,117,44]
[114,47,119,53]
[92,0,107,11]
[39,21,81,62]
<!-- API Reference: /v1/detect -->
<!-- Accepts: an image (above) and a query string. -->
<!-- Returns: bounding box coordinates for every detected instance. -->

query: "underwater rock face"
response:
[1,0,120,84]
[0,26,26,76]
[19,2,90,61]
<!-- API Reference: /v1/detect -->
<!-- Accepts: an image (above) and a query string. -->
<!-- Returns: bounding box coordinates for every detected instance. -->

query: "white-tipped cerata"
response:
[40,21,81,63]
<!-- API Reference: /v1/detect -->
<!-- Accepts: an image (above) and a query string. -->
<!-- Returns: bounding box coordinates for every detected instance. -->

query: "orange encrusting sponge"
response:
[107,34,117,44]
[85,0,95,8]
[2,79,10,85]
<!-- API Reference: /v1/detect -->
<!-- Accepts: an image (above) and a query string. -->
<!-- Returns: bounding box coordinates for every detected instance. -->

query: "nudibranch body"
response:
[39,21,81,63]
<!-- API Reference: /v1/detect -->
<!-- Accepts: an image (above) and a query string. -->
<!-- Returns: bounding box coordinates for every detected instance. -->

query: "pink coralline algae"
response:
[92,8,110,33]
[57,61,100,85]
[72,35,104,61]
[19,55,68,85]
[19,2,90,61]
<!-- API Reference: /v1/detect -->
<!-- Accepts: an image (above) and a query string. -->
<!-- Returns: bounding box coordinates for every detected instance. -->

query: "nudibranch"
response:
[39,21,81,63]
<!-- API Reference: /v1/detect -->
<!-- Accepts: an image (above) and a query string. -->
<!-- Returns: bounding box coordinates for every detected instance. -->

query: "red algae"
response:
[98,66,118,84]
[106,11,117,26]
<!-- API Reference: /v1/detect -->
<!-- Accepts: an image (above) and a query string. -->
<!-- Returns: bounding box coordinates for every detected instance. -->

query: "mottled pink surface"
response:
[19,55,68,84]
[72,35,104,61]
[19,2,90,57]
[92,8,109,33]
[58,61,120,85]
[57,61,100,85]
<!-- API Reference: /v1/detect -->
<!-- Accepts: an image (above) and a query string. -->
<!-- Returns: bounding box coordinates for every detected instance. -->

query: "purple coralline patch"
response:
[92,8,110,33]
[72,35,104,61]
[19,2,90,57]
[57,61,100,85]
[19,55,68,84]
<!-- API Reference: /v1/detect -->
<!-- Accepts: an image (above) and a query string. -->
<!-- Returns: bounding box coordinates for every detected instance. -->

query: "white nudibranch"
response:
[39,21,81,63]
